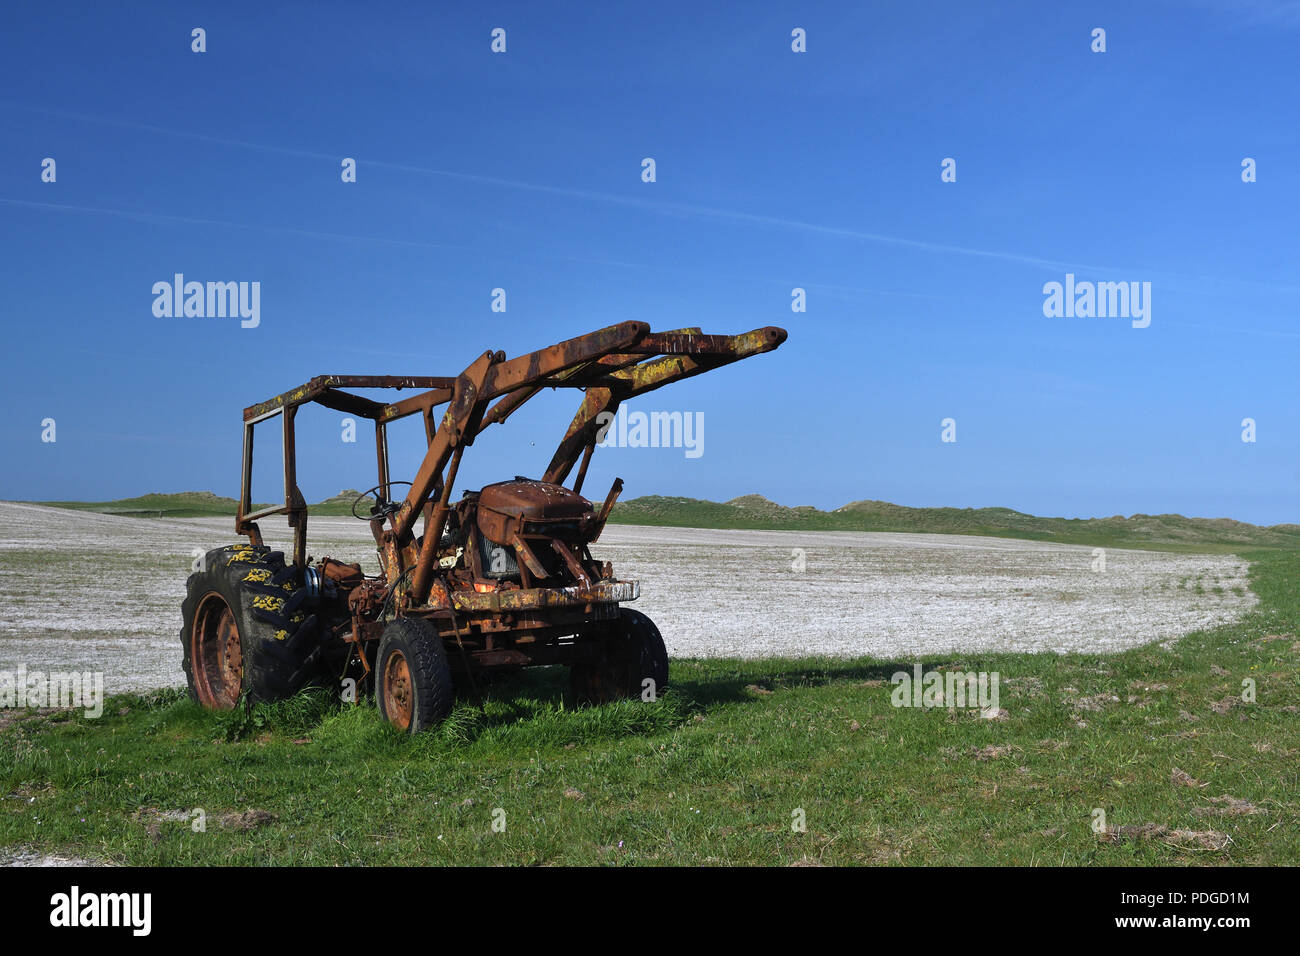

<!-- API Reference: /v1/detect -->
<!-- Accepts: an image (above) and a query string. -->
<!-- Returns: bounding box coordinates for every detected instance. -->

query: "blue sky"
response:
[1,1,1296,524]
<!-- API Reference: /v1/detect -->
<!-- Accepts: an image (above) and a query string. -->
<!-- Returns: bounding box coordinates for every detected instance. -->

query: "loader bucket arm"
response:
[389,322,654,603]
[543,326,786,485]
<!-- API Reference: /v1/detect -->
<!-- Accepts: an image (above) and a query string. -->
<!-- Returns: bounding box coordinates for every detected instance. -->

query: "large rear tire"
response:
[181,545,324,708]
[571,608,669,705]
[375,617,454,733]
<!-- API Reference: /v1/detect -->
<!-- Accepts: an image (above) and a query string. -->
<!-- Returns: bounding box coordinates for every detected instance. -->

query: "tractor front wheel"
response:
[375,617,454,733]
[571,608,669,705]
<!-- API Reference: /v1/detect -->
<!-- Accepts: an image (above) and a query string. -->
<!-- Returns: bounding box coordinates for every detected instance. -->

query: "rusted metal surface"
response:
[380,648,414,731]
[448,580,639,613]
[191,592,242,710]
[231,323,784,679]
[243,375,453,423]
[477,480,594,541]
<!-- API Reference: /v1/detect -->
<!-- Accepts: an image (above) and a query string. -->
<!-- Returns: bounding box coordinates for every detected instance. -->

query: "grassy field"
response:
[2,548,1296,866]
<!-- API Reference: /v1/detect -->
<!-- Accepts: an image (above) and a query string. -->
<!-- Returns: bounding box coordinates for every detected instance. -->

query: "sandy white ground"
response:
[0,502,1257,693]
[0,846,104,867]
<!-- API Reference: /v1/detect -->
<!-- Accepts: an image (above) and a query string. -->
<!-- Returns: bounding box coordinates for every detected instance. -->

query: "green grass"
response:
[2,549,1297,866]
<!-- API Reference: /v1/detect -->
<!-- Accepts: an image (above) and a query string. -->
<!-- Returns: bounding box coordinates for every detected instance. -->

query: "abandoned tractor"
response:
[181,322,786,732]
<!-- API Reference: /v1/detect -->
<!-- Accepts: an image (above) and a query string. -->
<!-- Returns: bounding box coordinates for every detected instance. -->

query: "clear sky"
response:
[1,1,1296,525]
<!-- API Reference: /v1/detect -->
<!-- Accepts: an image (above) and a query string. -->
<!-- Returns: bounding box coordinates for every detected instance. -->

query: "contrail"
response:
[6,101,1299,295]
[0,196,470,250]
[3,102,1095,269]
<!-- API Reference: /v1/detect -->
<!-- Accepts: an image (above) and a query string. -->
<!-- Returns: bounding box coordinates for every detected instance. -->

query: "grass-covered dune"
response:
[2,548,1297,866]
[35,490,370,519]
[612,495,1300,553]
[25,490,1300,552]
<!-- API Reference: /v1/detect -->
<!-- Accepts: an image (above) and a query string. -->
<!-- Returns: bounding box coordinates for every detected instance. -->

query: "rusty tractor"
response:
[181,322,786,731]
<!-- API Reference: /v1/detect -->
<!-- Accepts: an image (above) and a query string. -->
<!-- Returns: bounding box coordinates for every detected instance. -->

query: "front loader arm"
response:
[387,322,653,606]
[283,322,785,609]
[544,325,786,484]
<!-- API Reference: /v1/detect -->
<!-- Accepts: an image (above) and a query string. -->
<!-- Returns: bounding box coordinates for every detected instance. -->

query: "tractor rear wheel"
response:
[571,608,669,705]
[181,545,324,708]
[375,617,454,733]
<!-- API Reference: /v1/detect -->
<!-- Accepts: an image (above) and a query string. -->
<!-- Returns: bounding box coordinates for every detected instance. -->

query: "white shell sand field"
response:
[0,502,1256,693]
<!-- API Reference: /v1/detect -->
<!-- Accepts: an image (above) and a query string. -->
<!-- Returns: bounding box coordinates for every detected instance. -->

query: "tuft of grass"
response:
[218,687,343,742]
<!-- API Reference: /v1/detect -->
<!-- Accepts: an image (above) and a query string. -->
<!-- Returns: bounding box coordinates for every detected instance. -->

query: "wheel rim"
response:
[382,649,414,730]
[193,592,242,709]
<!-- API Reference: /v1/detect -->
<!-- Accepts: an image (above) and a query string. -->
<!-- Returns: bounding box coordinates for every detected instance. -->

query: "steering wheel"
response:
[350,482,413,521]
